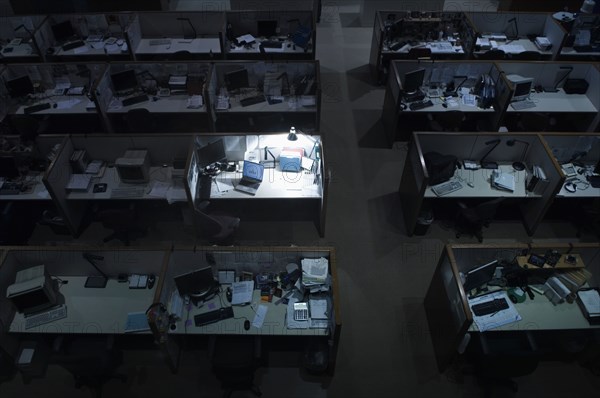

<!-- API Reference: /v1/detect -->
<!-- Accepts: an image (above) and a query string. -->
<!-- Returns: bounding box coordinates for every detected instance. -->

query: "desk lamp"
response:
[479,139,501,169]
[543,66,573,93]
[506,139,530,171]
[82,253,109,288]
[505,17,519,41]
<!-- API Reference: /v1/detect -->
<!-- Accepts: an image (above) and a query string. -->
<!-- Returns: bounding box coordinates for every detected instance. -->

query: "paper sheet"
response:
[252,304,268,328]
[231,281,254,305]
[73,45,89,54]
[148,181,170,198]
[56,98,82,110]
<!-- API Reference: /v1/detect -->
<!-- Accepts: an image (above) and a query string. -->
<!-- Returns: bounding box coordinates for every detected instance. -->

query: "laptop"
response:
[234,161,264,195]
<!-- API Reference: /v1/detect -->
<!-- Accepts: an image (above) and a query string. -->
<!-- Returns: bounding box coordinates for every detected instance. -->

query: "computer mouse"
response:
[442,103,448,108]
[52,103,57,108]
[467,182,475,188]
[170,323,177,331]
[147,274,156,289]
[244,320,250,331]
[564,182,577,193]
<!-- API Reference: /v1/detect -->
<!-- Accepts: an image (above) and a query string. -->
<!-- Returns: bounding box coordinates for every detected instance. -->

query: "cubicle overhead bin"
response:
[150,245,341,373]
[185,131,329,237]
[496,61,600,132]
[369,11,472,84]
[224,10,316,60]
[0,15,47,63]
[37,14,135,62]
[127,12,225,61]
[382,60,512,144]
[43,134,195,237]
[94,62,213,133]
[398,132,563,236]
[0,63,107,135]
[209,61,321,133]
[557,13,600,61]
[425,243,600,372]
[465,11,567,60]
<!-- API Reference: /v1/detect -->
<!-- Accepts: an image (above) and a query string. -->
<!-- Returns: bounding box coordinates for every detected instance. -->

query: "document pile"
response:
[491,170,515,192]
[476,37,491,50]
[535,36,552,51]
[525,165,548,195]
[577,289,600,325]
[301,257,330,293]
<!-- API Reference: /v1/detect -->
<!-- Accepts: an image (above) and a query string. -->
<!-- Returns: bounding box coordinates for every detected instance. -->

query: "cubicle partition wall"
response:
[558,13,600,61]
[37,14,134,62]
[95,62,212,133]
[151,245,341,373]
[0,63,106,135]
[465,11,566,60]
[425,243,600,372]
[398,132,561,236]
[44,134,195,237]
[225,10,315,60]
[496,61,600,132]
[128,12,225,61]
[209,61,321,133]
[0,15,47,63]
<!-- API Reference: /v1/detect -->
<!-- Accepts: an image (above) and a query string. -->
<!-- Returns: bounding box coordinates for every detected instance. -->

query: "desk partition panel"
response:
[0,15,47,63]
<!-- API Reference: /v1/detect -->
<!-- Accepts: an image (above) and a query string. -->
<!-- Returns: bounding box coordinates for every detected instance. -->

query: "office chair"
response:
[512,51,542,60]
[574,198,600,239]
[9,115,44,140]
[168,50,192,60]
[407,47,432,59]
[209,335,262,398]
[194,200,240,244]
[477,49,506,60]
[51,335,126,398]
[97,203,147,245]
[517,112,552,132]
[455,198,505,242]
[427,110,465,132]
[124,108,158,133]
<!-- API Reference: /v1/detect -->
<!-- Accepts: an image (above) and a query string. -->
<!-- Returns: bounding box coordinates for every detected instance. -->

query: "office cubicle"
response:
[425,243,600,371]
[465,11,566,60]
[369,11,473,84]
[150,245,341,373]
[398,132,563,236]
[185,131,328,237]
[496,61,600,132]
[37,14,134,62]
[224,10,316,60]
[94,62,213,133]
[557,13,600,61]
[382,60,512,144]
[127,12,225,61]
[208,61,321,133]
[0,63,106,135]
[0,15,47,63]
[43,134,194,237]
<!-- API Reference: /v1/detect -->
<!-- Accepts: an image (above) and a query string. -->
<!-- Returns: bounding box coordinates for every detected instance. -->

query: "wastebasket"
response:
[414,208,434,236]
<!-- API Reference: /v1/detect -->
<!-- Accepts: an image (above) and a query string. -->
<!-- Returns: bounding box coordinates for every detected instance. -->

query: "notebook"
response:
[234,161,264,195]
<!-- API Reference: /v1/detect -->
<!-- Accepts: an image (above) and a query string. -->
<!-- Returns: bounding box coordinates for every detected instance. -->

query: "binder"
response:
[525,165,549,195]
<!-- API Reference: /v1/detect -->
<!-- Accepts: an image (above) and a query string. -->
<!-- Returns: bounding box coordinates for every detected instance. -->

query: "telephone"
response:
[475,74,496,109]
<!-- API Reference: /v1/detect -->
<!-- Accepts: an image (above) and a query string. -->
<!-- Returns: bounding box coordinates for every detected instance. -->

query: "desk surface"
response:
[403,94,495,113]
[225,95,317,113]
[507,90,598,113]
[174,288,328,336]
[0,175,50,201]
[9,276,156,334]
[228,38,311,54]
[384,40,464,55]
[556,176,600,197]
[474,38,552,56]
[210,166,321,199]
[135,38,221,55]
[52,40,128,57]
[108,95,206,114]
[560,47,600,57]
[15,94,92,115]
[0,43,37,58]
[425,164,532,198]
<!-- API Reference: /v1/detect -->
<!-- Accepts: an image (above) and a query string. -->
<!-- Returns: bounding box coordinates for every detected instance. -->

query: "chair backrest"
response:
[513,51,542,60]
[435,111,464,131]
[169,50,192,60]
[10,115,40,140]
[407,47,432,59]
[520,112,550,131]
[479,49,505,59]
[476,198,505,223]
[195,209,225,238]
[124,108,156,132]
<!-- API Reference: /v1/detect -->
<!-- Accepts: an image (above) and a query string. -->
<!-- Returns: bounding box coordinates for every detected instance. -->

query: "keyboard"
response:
[0,182,23,195]
[110,187,145,199]
[122,94,150,106]
[194,306,234,327]
[62,40,86,51]
[24,103,52,114]
[240,95,266,107]
[25,304,67,329]
[472,298,509,316]
[431,180,463,196]
[149,39,171,46]
[510,100,536,110]
[409,100,434,111]
[262,40,283,49]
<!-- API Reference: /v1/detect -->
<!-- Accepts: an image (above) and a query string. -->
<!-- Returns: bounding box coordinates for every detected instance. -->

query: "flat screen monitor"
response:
[110,69,138,94]
[403,68,426,94]
[0,156,20,179]
[224,68,249,92]
[257,20,278,38]
[197,139,226,169]
[463,260,498,292]
[174,266,216,300]
[51,20,76,42]
[5,75,34,98]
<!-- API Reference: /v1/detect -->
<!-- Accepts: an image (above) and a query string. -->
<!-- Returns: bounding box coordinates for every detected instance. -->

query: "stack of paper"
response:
[491,171,515,192]
[301,258,328,286]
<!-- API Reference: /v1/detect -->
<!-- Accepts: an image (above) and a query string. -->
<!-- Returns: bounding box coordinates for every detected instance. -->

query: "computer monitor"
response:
[6,265,58,315]
[5,75,34,99]
[257,20,278,38]
[224,69,249,92]
[463,260,498,292]
[115,150,150,184]
[51,20,76,42]
[197,139,227,169]
[110,69,139,94]
[403,68,426,94]
[0,156,20,179]
[173,266,217,301]
[507,74,534,102]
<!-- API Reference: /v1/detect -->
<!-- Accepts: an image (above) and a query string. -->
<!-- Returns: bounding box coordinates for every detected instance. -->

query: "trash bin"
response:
[414,208,434,236]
